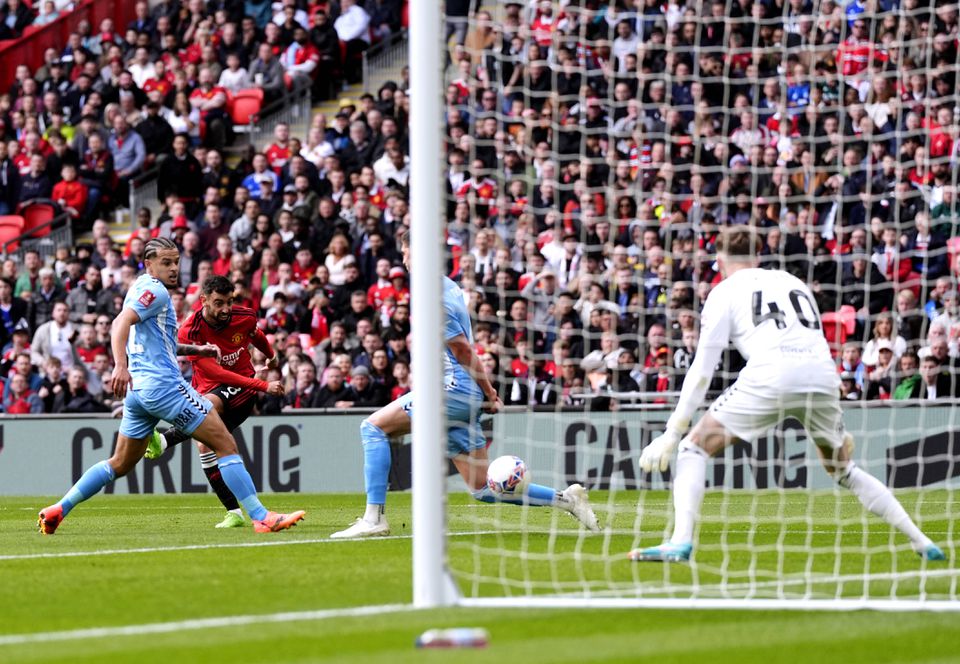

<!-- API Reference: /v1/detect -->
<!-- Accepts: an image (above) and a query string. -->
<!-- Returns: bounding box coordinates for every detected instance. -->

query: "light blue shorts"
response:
[120,381,212,440]
[397,386,486,457]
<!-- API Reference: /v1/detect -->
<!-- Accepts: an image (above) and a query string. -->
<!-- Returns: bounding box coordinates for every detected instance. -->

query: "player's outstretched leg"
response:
[457,445,600,533]
[39,436,144,534]
[191,409,304,533]
[470,482,601,532]
[821,436,944,561]
[331,418,393,538]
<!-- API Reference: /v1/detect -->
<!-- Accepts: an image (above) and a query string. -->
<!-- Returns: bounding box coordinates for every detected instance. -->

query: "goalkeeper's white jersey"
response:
[667,267,841,435]
[699,268,839,393]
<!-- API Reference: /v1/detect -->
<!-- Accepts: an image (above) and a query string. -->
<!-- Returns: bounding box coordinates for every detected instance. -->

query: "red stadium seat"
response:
[228,88,264,131]
[19,200,57,239]
[0,215,25,254]
[821,305,857,357]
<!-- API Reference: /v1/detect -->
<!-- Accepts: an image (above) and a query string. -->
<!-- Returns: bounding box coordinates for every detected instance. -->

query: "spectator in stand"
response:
[313,362,354,407]
[862,312,907,368]
[334,0,371,84]
[2,372,43,413]
[17,153,51,202]
[907,355,955,400]
[36,355,67,413]
[65,264,115,324]
[280,26,319,90]
[108,115,145,200]
[77,132,113,225]
[30,300,82,371]
[51,163,88,221]
[249,42,285,103]
[189,67,230,150]
[28,267,66,330]
[283,361,321,409]
[50,365,108,413]
[218,52,251,94]
[157,133,203,215]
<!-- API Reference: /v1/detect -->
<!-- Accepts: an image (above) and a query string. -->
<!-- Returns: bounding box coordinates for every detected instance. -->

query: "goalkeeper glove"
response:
[640,429,682,473]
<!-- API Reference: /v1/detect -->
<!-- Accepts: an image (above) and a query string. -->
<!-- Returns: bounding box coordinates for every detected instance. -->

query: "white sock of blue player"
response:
[361,420,390,523]
[470,483,561,506]
[57,460,116,517]
[217,454,268,521]
[838,463,932,549]
[670,441,709,545]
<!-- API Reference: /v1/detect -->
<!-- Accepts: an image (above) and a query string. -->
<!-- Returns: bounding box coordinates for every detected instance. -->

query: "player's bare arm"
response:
[177,343,222,360]
[447,333,502,413]
[110,308,141,399]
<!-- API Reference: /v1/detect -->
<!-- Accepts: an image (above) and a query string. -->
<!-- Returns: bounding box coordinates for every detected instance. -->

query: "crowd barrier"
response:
[1,403,957,494]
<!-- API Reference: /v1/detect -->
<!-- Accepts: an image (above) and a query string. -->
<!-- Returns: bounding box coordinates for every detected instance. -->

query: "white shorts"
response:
[708,379,845,450]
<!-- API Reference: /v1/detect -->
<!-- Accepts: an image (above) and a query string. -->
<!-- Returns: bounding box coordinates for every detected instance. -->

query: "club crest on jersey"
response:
[138,290,156,307]
[231,333,244,345]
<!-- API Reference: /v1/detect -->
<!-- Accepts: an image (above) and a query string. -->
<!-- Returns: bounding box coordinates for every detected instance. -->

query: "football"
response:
[486,455,530,496]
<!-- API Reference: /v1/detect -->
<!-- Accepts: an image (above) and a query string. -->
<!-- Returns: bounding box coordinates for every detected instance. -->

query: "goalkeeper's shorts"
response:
[709,380,845,449]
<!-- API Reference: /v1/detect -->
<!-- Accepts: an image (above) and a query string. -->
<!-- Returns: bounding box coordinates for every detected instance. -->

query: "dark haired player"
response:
[39,238,304,534]
[144,275,286,528]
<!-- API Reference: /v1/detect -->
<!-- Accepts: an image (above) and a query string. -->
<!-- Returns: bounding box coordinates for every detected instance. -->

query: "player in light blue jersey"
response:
[39,238,305,534]
[331,234,599,539]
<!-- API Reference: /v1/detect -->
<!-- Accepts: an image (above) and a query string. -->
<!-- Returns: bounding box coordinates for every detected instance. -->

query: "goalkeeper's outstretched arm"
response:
[641,291,731,472]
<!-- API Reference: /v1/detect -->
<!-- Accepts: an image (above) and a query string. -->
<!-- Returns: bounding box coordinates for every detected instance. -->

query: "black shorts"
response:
[207,384,258,432]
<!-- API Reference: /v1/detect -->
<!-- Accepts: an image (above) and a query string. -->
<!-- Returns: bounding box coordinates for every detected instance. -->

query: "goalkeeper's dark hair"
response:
[201,275,234,296]
[143,237,179,260]
[717,227,761,259]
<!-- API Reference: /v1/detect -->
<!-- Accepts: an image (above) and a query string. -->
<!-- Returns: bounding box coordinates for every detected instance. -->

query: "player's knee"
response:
[678,437,710,458]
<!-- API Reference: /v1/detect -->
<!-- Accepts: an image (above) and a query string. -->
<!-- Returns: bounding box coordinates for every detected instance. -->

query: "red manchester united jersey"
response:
[178,306,269,394]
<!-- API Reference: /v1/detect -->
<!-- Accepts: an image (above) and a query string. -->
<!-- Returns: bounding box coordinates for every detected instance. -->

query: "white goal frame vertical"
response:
[409,0,456,609]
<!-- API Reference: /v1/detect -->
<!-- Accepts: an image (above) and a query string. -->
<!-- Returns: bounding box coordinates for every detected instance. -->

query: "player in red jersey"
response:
[144,275,285,528]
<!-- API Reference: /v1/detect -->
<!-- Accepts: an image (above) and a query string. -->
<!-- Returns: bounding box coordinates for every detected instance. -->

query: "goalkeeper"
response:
[631,228,944,563]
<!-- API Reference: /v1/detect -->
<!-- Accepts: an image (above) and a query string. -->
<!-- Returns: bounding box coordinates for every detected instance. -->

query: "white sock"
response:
[229,508,243,518]
[839,464,931,549]
[364,504,385,524]
[670,441,708,545]
[159,434,169,453]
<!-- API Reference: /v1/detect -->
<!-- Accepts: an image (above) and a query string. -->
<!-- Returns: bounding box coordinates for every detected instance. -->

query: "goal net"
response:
[411,0,960,609]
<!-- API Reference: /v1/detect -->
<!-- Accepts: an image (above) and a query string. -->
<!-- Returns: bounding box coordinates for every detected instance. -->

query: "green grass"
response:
[0,492,957,663]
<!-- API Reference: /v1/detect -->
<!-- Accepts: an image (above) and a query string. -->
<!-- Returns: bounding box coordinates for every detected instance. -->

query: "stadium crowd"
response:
[1,0,960,415]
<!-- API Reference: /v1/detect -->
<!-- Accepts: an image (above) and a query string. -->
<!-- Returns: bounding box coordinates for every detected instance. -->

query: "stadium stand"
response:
[0,0,957,417]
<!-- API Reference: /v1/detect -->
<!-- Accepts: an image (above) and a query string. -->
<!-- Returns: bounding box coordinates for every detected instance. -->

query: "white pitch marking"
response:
[0,530,511,561]
[0,603,415,647]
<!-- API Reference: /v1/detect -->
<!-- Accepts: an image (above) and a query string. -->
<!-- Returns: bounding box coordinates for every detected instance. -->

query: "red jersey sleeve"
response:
[193,357,269,392]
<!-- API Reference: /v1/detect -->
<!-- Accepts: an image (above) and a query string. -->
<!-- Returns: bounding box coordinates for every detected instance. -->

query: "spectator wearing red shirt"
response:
[388,267,410,305]
[2,373,42,414]
[279,27,320,90]
[51,164,88,220]
[264,122,292,175]
[74,323,107,365]
[835,19,885,79]
[212,235,233,276]
[291,247,318,285]
[188,67,229,150]
[366,258,394,307]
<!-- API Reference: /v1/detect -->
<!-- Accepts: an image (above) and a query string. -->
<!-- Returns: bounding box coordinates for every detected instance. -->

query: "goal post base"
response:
[458,597,960,613]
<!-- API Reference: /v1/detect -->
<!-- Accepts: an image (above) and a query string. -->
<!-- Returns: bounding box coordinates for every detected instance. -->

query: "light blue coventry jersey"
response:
[123,274,180,391]
[442,276,481,397]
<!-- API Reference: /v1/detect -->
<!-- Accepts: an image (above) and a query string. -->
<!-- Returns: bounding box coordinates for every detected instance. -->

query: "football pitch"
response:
[1,491,957,663]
